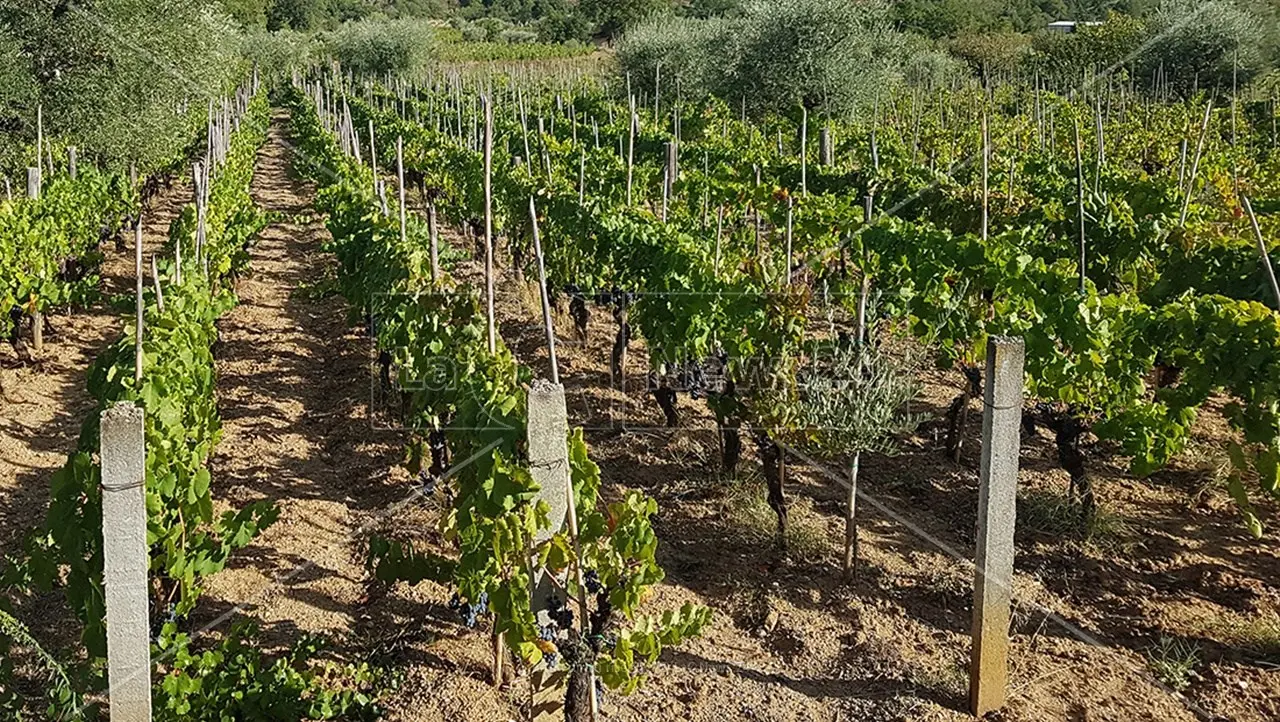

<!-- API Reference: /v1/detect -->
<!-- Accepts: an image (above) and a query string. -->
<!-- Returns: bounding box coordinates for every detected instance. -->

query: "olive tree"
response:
[325,18,436,77]
[728,0,904,117]
[616,14,743,100]
[0,0,244,173]
[1140,0,1264,92]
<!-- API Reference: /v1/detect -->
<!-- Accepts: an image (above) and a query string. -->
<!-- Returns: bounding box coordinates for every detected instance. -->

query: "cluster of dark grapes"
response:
[661,354,726,401]
[584,569,602,594]
[537,594,576,669]
[677,362,712,400]
[448,591,489,629]
[546,594,574,630]
[592,287,634,309]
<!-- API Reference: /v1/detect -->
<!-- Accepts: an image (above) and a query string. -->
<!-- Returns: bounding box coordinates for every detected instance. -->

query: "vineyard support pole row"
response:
[969,336,1024,718]
[100,401,152,722]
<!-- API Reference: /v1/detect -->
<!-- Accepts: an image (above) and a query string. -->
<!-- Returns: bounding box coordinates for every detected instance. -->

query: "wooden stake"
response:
[484,96,496,354]
[981,112,989,242]
[1244,195,1280,309]
[800,106,808,196]
[626,102,636,206]
[785,196,794,284]
[1073,118,1086,293]
[135,222,144,383]
[528,197,559,383]
[397,137,407,248]
[151,255,164,312]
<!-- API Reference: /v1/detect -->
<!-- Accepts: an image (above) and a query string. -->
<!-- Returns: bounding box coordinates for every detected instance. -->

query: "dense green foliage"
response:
[0,168,132,340]
[338,63,1280,542]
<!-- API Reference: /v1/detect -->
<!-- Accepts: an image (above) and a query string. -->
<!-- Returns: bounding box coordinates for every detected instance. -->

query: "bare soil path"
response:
[201,112,410,641]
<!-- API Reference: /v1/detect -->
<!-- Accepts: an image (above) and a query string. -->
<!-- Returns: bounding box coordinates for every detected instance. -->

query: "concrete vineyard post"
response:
[528,383,571,721]
[100,402,152,722]
[819,126,833,166]
[969,336,1024,718]
[68,146,77,181]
